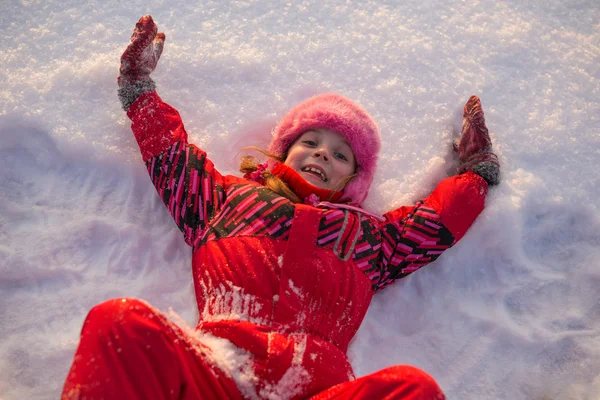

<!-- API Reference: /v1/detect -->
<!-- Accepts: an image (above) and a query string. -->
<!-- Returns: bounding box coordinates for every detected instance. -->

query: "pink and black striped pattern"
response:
[146,141,224,246]
[198,184,295,245]
[147,142,456,291]
[374,203,455,291]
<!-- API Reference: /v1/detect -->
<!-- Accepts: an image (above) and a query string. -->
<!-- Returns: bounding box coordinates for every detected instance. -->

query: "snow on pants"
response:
[61,298,445,400]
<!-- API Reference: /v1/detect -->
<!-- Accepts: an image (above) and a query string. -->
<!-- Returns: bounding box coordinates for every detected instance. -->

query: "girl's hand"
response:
[118,15,165,87]
[456,96,500,185]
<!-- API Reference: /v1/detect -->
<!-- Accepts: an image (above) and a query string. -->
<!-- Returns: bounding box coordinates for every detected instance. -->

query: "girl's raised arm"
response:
[118,16,225,246]
[374,171,487,291]
[373,96,499,291]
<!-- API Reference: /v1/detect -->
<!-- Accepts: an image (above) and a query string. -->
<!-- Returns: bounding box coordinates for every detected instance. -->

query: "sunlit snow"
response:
[1,0,599,399]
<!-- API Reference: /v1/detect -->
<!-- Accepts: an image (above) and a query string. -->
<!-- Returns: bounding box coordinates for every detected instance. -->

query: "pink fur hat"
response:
[268,93,380,205]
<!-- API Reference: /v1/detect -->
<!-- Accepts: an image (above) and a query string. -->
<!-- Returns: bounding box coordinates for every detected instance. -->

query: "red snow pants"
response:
[62,298,445,400]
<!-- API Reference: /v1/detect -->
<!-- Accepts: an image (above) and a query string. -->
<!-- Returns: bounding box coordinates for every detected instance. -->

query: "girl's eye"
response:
[303,140,317,146]
[335,152,348,161]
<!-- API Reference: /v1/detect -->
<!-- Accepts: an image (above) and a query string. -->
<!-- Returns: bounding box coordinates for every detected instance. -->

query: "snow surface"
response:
[1,0,599,399]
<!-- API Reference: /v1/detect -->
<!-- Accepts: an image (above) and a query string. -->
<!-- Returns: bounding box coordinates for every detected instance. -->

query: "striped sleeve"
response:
[146,141,225,246]
[373,172,487,291]
[126,91,225,246]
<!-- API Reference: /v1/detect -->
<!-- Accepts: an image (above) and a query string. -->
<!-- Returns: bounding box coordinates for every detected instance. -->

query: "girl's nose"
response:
[314,151,329,162]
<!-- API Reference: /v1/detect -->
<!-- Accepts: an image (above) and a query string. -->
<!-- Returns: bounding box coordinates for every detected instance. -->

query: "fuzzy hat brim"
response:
[268,93,380,205]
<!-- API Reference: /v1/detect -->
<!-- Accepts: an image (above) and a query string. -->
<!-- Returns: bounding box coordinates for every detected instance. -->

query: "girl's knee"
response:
[83,298,157,337]
[381,364,435,380]
[374,365,445,399]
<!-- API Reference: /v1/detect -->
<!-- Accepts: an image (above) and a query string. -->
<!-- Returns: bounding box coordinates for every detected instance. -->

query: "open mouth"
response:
[301,166,328,182]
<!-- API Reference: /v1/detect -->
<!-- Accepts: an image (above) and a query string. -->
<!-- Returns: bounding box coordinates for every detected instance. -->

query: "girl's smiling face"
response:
[284,128,356,190]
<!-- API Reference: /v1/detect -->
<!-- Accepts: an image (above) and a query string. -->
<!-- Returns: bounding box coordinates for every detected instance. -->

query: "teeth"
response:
[302,167,327,182]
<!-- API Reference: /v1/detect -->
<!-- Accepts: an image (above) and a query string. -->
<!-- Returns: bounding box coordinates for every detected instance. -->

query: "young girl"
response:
[62,15,499,400]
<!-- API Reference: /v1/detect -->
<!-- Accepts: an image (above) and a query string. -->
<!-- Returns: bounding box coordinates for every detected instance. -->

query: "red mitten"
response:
[456,95,500,185]
[117,15,165,110]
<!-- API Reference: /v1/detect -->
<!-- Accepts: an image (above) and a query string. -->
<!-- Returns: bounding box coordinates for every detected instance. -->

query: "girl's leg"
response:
[61,298,241,400]
[308,365,445,400]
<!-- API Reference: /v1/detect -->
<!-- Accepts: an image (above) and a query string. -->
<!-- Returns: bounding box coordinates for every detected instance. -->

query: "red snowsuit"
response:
[62,91,487,399]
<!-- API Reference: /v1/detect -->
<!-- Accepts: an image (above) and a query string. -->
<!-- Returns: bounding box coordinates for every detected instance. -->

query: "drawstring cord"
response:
[317,201,386,222]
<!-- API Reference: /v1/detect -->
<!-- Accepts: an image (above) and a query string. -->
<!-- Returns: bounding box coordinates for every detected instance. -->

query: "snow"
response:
[1,0,599,399]
[188,330,260,400]
[200,283,267,325]
[259,335,310,400]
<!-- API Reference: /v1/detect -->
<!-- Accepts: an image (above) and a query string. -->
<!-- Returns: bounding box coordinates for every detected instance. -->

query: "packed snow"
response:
[1,0,599,399]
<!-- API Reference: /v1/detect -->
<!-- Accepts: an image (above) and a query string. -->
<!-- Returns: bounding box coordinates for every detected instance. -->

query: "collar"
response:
[271,162,343,203]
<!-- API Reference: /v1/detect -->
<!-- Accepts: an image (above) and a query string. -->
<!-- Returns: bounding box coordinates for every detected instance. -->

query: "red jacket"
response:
[128,91,487,399]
